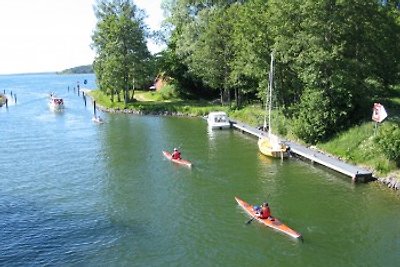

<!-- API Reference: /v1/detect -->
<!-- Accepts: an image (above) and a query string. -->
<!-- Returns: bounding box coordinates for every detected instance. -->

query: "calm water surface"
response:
[0,74,399,266]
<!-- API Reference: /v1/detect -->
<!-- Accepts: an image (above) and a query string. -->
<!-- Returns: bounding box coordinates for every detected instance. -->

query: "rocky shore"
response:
[376,175,400,191]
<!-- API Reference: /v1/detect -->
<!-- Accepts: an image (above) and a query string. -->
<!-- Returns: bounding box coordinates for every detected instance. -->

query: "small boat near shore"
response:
[49,93,64,111]
[92,115,104,124]
[206,111,231,130]
[258,52,290,159]
[235,196,302,240]
[162,150,192,168]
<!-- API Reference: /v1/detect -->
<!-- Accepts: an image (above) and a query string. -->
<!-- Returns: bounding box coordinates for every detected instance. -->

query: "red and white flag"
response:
[372,103,388,123]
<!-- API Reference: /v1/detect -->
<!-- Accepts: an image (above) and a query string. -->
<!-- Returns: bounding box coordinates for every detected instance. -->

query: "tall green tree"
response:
[92,0,151,104]
[162,0,400,144]
[268,0,400,143]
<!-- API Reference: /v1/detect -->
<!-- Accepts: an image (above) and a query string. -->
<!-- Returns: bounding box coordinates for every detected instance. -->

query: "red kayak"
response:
[235,197,302,240]
[162,151,192,168]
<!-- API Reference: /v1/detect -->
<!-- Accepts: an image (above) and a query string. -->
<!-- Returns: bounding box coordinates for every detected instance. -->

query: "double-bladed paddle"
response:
[246,217,256,224]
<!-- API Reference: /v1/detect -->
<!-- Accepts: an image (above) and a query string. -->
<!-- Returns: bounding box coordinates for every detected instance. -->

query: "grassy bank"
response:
[89,89,398,178]
[89,90,229,116]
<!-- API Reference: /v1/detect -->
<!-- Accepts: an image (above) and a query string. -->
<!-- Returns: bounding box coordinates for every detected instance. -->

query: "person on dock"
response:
[171,148,181,160]
[255,202,273,220]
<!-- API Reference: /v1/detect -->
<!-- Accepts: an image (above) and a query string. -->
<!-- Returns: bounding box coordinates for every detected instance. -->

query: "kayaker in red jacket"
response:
[257,202,273,220]
[171,148,181,159]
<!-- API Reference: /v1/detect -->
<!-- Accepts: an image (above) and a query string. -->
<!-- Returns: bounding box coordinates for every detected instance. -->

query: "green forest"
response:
[58,65,93,74]
[91,0,400,169]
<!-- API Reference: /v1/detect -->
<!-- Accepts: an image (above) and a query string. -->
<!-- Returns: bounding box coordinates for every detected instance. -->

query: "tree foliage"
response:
[161,0,400,143]
[92,0,151,104]
[376,123,400,165]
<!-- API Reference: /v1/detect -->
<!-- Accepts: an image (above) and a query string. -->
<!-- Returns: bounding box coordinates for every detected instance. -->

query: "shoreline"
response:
[86,90,399,192]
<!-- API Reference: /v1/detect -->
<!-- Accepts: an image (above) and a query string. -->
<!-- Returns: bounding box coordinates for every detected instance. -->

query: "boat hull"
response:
[258,137,289,158]
[207,123,231,130]
[162,151,192,168]
[207,112,231,130]
[49,104,64,111]
[235,197,302,239]
[92,117,104,124]
[49,97,64,111]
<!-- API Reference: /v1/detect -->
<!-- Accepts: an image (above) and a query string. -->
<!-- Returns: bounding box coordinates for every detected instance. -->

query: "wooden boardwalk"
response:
[230,120,373,182]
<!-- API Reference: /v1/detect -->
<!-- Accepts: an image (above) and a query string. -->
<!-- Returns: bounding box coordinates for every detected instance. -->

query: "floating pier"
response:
[230,120,373,182]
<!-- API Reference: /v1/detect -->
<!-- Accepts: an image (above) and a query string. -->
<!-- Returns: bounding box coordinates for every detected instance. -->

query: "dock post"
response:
[93,100,97,117]
[14,94,17,104]
[5,98,8,108]
[83,92,86,107]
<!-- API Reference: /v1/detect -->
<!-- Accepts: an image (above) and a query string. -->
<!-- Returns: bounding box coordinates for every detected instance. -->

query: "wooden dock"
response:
[230,120,373,182]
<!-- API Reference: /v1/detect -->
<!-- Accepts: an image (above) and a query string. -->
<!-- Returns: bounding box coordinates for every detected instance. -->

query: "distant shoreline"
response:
[0,72,56,76]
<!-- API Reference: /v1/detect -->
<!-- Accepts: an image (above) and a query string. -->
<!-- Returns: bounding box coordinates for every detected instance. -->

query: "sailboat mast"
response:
[268,52,274,135]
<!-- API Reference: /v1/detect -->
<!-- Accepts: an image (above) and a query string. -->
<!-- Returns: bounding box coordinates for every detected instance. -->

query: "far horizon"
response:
[0,64,94,76]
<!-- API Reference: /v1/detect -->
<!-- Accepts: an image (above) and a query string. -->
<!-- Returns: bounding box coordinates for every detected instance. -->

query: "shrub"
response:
[375,123,400,165]
[160,84,179,100]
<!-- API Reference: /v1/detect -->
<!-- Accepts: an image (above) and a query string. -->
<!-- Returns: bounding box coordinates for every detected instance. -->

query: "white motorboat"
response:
[49,95,64,111]
[207,111,231,130]
[92,115,104,124]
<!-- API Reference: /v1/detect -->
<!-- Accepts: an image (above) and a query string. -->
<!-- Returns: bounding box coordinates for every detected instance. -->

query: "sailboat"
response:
[258,52,290,159]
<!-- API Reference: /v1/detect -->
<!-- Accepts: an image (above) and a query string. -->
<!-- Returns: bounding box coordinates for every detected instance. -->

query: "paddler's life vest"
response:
[172,151,181,159]
[258,206,271,219]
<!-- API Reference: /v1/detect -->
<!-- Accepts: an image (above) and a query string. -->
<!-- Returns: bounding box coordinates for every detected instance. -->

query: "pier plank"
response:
[230,120,372,182]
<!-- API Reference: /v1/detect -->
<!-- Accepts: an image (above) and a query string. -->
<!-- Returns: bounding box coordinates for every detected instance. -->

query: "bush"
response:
[375,122,400,165]
[293,89,331,144]
[160,84,179,100]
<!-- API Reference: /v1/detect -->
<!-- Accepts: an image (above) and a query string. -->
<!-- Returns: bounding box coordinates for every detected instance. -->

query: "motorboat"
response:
[92,115,104,124]
[207,111,231,130]
[49,94,64,111]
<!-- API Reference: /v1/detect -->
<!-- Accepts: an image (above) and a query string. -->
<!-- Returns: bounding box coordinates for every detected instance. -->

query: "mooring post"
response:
[5,98,8,108]
[93,100,97,117]
[14,94,17,104]
[83,92,86,107]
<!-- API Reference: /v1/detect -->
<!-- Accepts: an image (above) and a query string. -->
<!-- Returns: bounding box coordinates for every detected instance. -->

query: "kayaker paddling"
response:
[236,197,302,239]
[162,150,192,168]
[255,202,274,220]
[171,148,181,160]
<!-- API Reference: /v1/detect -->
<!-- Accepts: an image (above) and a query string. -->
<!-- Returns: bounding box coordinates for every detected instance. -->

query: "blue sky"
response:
[0,0,164,75]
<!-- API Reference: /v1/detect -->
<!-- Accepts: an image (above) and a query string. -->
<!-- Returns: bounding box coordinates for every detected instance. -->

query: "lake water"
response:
[0,73,399,266]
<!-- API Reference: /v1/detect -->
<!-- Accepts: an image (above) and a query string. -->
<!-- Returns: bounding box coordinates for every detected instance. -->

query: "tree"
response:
[92,0,151,104]
[268,0,400,143]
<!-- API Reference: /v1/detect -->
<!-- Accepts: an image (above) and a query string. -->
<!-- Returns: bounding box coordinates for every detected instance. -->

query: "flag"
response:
[372,103,388,123]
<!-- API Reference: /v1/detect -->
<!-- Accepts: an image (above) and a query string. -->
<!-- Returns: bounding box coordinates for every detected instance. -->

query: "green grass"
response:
[318,122,397,175]
[88,90,229,116]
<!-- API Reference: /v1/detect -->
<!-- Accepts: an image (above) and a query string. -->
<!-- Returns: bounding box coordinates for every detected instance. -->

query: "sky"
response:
[0,0,164,75]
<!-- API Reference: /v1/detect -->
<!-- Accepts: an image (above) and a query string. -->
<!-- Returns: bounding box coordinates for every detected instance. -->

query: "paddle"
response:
[246,216,257,225]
